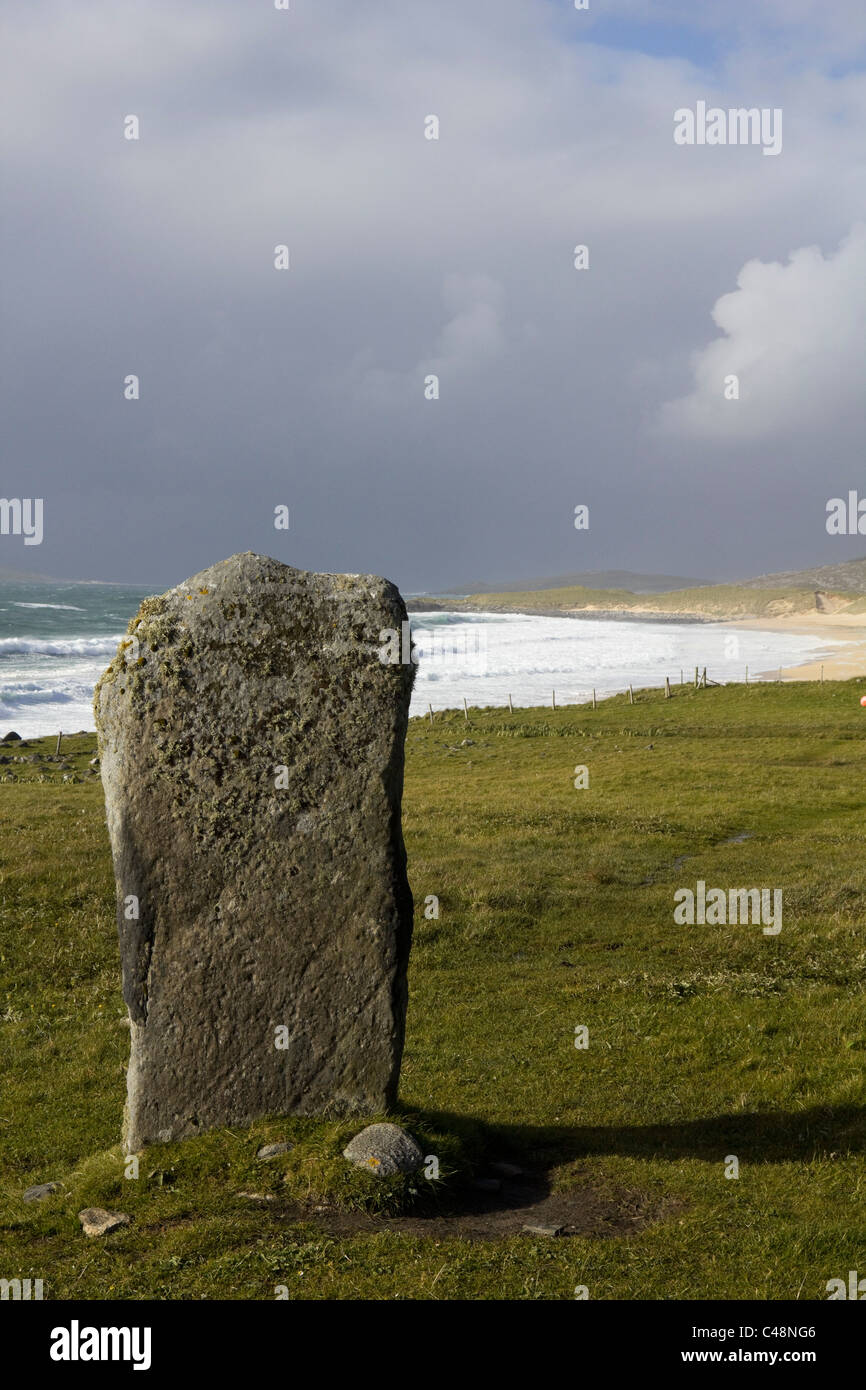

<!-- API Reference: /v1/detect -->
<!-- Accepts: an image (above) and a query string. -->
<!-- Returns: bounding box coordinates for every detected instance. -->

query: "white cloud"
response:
[656,225,866,440]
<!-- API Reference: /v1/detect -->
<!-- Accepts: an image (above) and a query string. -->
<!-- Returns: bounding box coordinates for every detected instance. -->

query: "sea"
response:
[0,580,847,739]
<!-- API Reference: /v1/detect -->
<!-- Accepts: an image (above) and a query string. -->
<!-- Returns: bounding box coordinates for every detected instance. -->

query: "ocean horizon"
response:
[0,580,848,739]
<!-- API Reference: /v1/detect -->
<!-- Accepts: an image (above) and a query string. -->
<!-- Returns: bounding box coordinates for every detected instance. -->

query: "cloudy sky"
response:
[2,0,864,590]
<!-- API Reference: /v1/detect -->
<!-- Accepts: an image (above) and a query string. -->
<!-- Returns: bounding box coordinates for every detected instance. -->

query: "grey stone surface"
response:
[342,1122,423,1176]
[23,1182,59,1203]
[95,553,414,1152]
[78,1208,131,1237]
[256,1142,294,1160]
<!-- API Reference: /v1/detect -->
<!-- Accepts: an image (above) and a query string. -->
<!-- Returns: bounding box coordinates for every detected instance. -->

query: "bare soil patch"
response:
[278,1168,678,1241]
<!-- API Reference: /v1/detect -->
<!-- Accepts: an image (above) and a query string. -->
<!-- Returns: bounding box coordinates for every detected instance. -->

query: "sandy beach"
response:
[723,612,866,681]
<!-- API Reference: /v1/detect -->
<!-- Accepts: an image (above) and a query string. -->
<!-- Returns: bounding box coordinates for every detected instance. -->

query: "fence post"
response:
[592,688,597,709]
[665,677,671,699]
[628,684,634,705]
[463,697,469,722]
[55,732,63,756]
[552,690,556,710]
[427,704,434,726]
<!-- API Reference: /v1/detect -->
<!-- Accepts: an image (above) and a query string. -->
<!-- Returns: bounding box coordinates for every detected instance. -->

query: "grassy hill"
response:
[739,556,866,593]
[2,683,866,1299]
[430,582,859,620]
[408,556,866,619]
[443,570,709,596]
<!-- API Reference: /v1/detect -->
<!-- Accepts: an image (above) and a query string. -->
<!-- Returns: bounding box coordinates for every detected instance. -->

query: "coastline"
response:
[409,602,866,684]
[721,613,866,681]
[6,603,864,742]
[409,601,718,624]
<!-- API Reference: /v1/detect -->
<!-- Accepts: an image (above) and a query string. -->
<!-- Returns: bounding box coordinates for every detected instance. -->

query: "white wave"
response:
[410,610,513,628]
[0,682,93,710]
[0,613,850,736]
[0,635,123,657]
[408,615,848,713]
[0,703,96,735]
[11,602,86,611]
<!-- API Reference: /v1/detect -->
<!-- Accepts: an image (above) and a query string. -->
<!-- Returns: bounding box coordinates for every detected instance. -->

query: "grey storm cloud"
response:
[1,0,864,588]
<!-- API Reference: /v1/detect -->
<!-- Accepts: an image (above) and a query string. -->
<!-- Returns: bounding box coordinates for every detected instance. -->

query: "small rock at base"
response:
[342,1123,423,1177]
[78,1208,131,1238]
[523,1223,563,1238]
[256,1142,294,1161]
[23,1182,59,1203]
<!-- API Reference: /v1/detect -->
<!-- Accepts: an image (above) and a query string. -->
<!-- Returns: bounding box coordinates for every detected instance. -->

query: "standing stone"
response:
[95,553,415,1151]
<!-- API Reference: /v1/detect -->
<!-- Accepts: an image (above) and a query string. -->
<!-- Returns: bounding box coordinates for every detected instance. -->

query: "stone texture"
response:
[23,1182,59,1203]
[78,1208,131,1237]
[342,1122,423,1176]
[256,1142,294,1161]
[95,553,415,1152]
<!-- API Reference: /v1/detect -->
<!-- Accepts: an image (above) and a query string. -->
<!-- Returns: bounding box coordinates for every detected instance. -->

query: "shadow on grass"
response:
[398,1103,866,1169]
[127,1101,863,1241]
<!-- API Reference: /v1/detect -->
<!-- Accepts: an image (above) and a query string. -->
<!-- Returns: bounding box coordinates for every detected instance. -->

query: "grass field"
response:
[1,681,865,1300]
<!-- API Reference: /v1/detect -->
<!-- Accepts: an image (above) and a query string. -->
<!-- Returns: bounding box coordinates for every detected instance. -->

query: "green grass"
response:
[1,681,865,1299]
